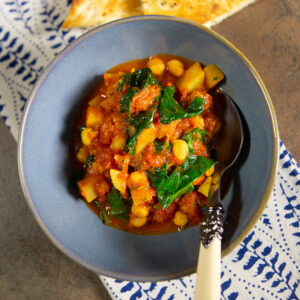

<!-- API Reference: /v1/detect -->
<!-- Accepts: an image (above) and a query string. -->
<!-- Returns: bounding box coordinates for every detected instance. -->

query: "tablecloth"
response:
[0,1,299,299]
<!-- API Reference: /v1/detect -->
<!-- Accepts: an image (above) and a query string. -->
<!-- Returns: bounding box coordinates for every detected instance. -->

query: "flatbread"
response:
[62,0,256,28]
[203,0,256,27]
[141,0,256,26]
[62,0,142,28]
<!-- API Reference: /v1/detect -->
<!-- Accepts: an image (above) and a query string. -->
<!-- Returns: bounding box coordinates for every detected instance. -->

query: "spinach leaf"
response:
[147,156,216,209]
[156,156,216,209]
[119,68,159,113]
[107,188,131,220]
[120,87,139,113]
[117,78,127,93]
[147,163,168,188]
[159,86,205,124]
[158,184,195,209]
[84,154,96,168]
[118,68,158,92]
[125,103,158,155]
[185,97,205,114]
[94,200,111,225]
[182,128,206,153]
[153,140,172,153]
[166,143,172,152]
[153,140,165,153]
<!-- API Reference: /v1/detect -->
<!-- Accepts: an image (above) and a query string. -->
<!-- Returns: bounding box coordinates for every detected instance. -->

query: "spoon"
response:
[194,89,244,300]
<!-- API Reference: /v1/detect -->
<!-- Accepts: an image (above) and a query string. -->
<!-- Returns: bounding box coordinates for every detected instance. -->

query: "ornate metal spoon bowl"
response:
[195,89,244,300]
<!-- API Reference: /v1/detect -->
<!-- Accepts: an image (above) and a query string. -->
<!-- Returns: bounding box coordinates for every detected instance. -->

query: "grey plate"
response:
[18,16,278,281]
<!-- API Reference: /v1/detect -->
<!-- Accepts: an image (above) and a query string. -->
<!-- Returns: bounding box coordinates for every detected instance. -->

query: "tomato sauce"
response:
[70,54,222,235]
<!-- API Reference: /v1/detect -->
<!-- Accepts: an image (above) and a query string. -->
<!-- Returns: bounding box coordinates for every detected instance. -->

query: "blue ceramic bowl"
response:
[18,16,278,281]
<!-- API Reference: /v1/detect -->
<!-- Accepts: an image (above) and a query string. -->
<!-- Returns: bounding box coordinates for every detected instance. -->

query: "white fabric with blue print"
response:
[0,1,299,299]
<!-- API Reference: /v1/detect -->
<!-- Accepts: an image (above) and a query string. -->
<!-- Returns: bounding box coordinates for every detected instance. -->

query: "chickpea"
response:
[167,59,184,77]
[172,139,189,161]
[147,57,165,75]
[205,165,215,177]
[173,211,188,227]
[76,147,88,163]
[130,215,147,228]
[131,204,151,218]
[81,128,98,146]
[191,115,205,130]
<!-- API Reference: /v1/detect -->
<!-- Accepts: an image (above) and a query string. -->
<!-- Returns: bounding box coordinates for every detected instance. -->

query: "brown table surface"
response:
[0,0,299,299]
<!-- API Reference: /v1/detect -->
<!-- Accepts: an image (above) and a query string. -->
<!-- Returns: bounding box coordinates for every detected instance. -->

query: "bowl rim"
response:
[17,15,279,281]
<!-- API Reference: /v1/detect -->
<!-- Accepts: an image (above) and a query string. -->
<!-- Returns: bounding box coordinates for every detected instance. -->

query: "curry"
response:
[70,54,224,234]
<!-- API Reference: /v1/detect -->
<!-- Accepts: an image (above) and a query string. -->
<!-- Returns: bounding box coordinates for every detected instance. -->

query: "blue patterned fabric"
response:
[0,1,299,299]
[0,0,85,139]
[100,142,300,300]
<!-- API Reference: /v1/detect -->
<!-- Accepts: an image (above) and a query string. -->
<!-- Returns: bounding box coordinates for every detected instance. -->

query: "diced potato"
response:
[127,171,149,189]
[131,204,151,218]
[88,95,101,106]
[110,169,127,194]
[205,166,215,177]
[190,115,205,130]
[86,106,104,128]
[176,62,205,93]
[99,96,115,112]
[103,72,121,85]
[76,147,88,163]
[198,176,212,197]
[167,59,184,77]
[135,125,156,154]
[172,139,189,161]
[147,57,165,75]
[130,215,147,228]
[173,211,188,227]
[110,134,126,152]
[77,176,101,203]
[130,187,155,205]
[204,64,225,89]
[81,128,98,146]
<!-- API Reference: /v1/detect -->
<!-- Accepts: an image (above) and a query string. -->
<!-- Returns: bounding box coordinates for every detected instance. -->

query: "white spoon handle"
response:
[194,238,221,300]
